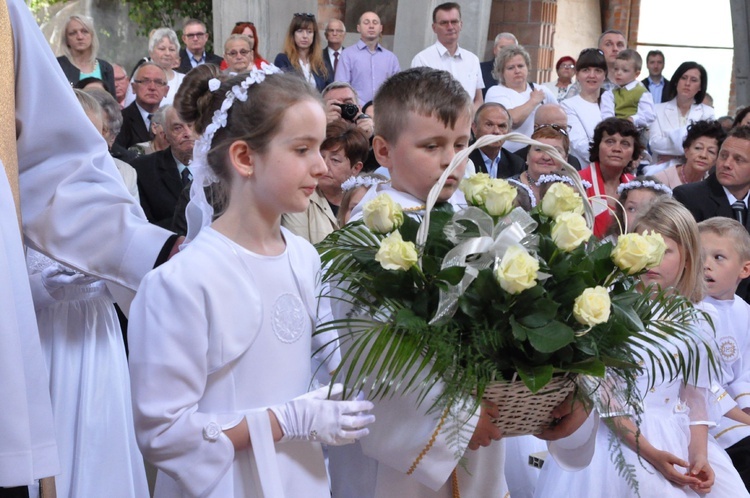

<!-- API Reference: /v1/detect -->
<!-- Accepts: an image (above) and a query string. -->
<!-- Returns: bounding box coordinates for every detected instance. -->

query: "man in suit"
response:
[177,19,223,74]
[323,19,346,78]
[469,102,524,178]
[132,106,195,229]
[115,63,168,149]
[480,32,517,99]
[674,126,750,301]
[513,103,582,170]
[642,50,669,104]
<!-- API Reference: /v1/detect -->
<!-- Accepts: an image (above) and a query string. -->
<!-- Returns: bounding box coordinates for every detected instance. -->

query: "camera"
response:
[335,103,360,122]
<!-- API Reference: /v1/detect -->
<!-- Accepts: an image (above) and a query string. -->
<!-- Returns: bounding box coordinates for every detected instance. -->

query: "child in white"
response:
[601,49,655,130]
[535,198,747,498]
[699,217,750,490]
[128,66,374,498]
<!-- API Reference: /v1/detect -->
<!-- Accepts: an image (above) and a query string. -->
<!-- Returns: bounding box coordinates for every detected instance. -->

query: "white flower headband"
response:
[507,178,537,208]
[536,174,592,190]
[341,175,388,192]
[616,179,673,196]
[185,63,282,242]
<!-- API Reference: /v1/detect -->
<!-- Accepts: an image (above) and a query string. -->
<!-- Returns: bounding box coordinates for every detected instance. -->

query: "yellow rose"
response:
[611,233,657,275]
[643,231,667,268]
[362,194,404,234]
[484,179,517,217]
[573,286,611,327]
[551,212,592,252]
[541,182,584,219]
[375,231,418,271]
[494,245,539,294]
[459,173,491,206]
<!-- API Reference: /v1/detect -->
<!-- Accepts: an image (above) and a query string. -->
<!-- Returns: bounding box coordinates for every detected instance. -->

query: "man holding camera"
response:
[322,82,374,139]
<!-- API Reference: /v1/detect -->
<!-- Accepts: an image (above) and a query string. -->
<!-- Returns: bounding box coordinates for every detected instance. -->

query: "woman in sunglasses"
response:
[274,13,331,92]
[510,124,570,204]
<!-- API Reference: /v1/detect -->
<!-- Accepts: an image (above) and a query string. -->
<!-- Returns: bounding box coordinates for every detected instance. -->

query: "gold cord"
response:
[406,405,451,475]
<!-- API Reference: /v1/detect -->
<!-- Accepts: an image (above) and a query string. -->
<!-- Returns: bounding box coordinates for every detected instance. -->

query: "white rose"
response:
[612,233,659,275]
[362,194,404,234]
[551,212,592,252]
[494,245,539,294]
[375,231,418,271]
[541,182,584,219]
[573,286,611,327]
[484,179,518,217]
[459,173,491,206]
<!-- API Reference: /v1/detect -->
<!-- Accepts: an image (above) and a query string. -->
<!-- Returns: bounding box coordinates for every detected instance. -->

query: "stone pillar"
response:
[600,0,640,47]
[213,0,318,64]
[730,0,750,112]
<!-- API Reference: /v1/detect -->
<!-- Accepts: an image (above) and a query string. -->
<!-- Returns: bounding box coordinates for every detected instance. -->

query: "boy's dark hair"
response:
[616,49,642,72]
[588,117,643,163]
[433,2,461,22]
[373,67,472,144]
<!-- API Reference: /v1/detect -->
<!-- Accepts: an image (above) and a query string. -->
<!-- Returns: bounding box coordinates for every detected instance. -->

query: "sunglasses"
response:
[294,12,316,20]
[580,48,605,56]
[534,123,570,136]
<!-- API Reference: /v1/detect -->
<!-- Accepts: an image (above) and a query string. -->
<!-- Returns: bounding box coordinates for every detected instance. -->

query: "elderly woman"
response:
[223,35,257,74]
[543,55,576,102]
[509,124,570,204]
[274,13,331,92]
[124,28,184,107]
[649,62,714,167]
[232,22,267,67]
[56,15,116,98]
[580,118,642,238]
[653,120,725,188]
[562,48,608,166]
[485,45,556,152]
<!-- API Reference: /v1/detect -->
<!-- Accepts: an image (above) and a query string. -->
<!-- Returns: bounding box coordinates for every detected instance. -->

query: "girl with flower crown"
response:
[127,66,375,498]
[536,197,747,498]
[605,175,673,238]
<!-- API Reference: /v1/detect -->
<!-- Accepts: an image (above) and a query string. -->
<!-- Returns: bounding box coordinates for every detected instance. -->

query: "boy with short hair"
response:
[328,66,507,498]
[699,217,750,490]
[601,49,655,129]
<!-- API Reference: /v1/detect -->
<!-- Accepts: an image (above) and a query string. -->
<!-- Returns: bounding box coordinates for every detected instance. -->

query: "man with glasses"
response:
[177,19,223,74]
[411,2,483,108]
[115,62,168,149]
[323,19,346,77]
[335,11,400,107]
[513,103,582,169]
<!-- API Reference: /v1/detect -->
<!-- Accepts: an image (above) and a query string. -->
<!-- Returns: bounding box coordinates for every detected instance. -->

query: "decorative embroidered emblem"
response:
[719,336,739,363]
[272,293,306,343]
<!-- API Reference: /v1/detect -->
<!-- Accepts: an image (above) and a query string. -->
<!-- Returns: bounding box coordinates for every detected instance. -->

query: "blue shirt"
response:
[646,77,665,104]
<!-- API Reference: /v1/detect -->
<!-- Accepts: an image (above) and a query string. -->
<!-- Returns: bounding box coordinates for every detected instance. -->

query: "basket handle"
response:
[416,132,594,251]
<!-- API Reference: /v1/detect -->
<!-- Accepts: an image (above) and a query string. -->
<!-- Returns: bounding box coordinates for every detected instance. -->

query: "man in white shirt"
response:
[323,19,346,77]
[410,2,483,108]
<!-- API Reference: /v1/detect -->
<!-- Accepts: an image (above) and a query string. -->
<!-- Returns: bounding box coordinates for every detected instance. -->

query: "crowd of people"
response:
[6,1,750,498]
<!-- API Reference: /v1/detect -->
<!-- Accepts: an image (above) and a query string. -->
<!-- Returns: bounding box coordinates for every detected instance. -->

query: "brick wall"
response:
[601,0,640,47]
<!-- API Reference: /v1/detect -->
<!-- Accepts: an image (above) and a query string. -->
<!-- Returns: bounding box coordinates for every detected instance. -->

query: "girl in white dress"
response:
[128,65,375,498]
[535,197,748,498]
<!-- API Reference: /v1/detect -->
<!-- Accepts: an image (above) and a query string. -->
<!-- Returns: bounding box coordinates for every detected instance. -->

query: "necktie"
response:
[181,168,191,187]
[732,200,747,226]
[333,51,339,74]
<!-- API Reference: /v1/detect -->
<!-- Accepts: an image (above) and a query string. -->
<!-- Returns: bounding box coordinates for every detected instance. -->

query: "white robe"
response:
[0,0,171,486]
[129,227,331,498]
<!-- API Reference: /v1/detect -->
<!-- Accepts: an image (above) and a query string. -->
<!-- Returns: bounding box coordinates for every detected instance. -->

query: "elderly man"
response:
[131,106,196,229]
[323,19,346,77]
[113,63,129,108]
[335,11,400,107]
[411,2,483,108]
[480,32,517,98]
[177,18,223,73]
[468,102,524,178]
[674,126,750,301]
[513,103,582,170]
[115,62,168,149]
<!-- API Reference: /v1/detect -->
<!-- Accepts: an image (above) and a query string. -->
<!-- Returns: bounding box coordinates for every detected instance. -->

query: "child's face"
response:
[623,189,657,232]
[374,110,471,203]
[701,232,750,300]
[612,59,639,86]
[640,235,683,291]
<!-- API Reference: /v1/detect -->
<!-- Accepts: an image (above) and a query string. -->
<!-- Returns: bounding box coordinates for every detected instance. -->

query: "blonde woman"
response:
[56,15,116,97]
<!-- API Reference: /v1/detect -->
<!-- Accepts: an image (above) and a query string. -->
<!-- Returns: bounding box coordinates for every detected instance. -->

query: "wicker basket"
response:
[477,374,577,436]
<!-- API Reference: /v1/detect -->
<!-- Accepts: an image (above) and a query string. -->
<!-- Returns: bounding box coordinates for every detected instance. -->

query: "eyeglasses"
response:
[326,29,345,34]
[560,64,576,69]
[134,78,167,87]
[534,123,571,136]
[184,32,206,39]
[294,12,316,20]
[226,49,251,57]
[235,21,254,26]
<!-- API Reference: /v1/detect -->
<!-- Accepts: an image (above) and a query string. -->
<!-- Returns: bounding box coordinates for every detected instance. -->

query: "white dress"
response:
[485,83,557,152]
[129,227,330,498]
[561,95,602,167]
[26,250,148,498]
[329,185,509,498]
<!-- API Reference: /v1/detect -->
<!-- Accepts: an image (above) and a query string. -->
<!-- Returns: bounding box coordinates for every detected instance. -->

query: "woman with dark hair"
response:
[220,22,267,71]
[652,120,725,188]
[56,15,116,97]
[580,117,643,237]
[562,48,608,166]
[274,13,331,92]
[649,62,714,166]
[543,55,576,102]
[733,106,750,128]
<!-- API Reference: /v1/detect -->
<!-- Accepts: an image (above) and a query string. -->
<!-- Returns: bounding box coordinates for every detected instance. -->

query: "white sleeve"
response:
[563,101,592,164]
[632,91,655,128]
[600,91,615,120]
[649,105,685,157]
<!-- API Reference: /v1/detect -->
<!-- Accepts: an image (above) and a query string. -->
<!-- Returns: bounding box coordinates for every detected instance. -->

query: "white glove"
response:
[41,264,99,301]
[270,383,375,446]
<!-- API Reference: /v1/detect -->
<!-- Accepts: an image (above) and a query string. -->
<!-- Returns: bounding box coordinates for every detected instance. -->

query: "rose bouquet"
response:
[316,135,715,439]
